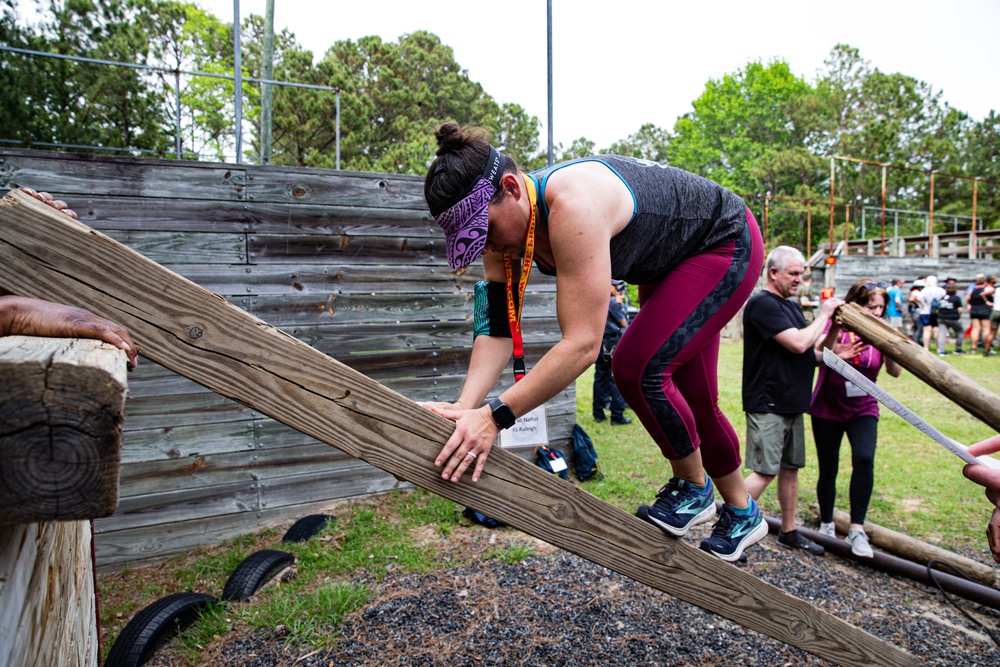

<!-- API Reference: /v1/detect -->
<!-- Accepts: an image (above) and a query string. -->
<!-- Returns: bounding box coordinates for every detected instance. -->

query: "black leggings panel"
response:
[812,415,879,525]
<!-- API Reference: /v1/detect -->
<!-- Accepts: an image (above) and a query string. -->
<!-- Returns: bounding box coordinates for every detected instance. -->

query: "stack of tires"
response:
[102,514,334,666]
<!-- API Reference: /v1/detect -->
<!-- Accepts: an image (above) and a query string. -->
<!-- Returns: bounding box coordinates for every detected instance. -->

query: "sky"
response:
[47,0,1000,150]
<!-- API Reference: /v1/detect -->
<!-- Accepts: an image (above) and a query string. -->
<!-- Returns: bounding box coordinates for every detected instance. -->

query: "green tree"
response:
[147,1,235,160]
[1,0,172,154]
[667,59,821,195]
[606,123,670,162]
[313,31,498,174]
[815,44,953,237]
[493,102,543,169]
[557,137,595,162]
[666,59,823,248]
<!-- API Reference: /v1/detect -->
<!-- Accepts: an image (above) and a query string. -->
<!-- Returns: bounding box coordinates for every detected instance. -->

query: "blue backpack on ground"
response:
[572,424,604,482]
[535,445,569,479]
[463,506,505,528]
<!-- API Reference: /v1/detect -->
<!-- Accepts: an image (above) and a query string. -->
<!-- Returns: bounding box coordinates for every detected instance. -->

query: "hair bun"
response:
[434,123,465,156]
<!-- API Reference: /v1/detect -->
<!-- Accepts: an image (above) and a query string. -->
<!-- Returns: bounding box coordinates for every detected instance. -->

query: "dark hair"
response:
[844,279,889,308]
[424,123,520,215]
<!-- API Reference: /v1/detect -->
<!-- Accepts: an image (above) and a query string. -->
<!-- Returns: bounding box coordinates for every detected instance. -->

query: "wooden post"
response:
[836,302,1000,431]
[0,190,916,666]
[0,521,98,667]
[826,507,999,588]
[0,336,124,667]
[0,336,127,524]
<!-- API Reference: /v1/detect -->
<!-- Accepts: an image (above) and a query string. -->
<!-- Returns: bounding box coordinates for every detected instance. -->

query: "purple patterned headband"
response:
[433,146,505,269]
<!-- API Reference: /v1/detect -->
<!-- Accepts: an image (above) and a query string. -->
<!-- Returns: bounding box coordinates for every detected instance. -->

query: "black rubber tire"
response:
[102,592,216,667]
[221,549,295,602]
[281,514,334,543]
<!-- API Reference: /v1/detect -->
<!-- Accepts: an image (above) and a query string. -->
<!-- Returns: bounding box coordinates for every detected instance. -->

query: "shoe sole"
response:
[636,503,717,537]
[709,518,769,563]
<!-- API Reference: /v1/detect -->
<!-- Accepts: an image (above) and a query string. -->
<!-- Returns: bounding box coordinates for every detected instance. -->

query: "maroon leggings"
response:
[612,211,763,478]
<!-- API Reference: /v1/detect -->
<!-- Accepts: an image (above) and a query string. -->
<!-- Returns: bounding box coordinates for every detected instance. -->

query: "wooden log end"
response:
[0,336,126,523]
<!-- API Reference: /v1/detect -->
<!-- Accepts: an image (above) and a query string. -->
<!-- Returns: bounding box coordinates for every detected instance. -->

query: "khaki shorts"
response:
[745,412,806,475]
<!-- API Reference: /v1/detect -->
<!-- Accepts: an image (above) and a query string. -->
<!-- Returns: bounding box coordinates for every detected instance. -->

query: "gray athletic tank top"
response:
[530,156,747,285]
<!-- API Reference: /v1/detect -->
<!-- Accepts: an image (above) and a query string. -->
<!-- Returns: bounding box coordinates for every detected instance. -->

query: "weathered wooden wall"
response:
[0,148,571,567]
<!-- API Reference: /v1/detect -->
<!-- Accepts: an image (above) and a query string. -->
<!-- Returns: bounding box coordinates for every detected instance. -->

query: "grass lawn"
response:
[577,339,998,552]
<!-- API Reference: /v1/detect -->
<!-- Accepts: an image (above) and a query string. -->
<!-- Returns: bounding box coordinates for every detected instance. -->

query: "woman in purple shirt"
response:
[811,280,902,557]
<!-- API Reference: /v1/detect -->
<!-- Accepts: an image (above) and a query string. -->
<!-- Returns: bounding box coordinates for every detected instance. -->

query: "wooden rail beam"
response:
[837,302,1000,432]
[0,190,915,666]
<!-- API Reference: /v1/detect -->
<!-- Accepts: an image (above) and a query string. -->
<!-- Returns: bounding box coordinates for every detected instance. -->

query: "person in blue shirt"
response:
[885,278,904,332]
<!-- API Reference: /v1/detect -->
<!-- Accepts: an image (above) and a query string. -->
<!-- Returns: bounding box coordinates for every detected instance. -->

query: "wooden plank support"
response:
[0,521,98,667]
[824,506,999,588]
[837,302,1000,431]
[0,190,915,666]
[0,335,127,524]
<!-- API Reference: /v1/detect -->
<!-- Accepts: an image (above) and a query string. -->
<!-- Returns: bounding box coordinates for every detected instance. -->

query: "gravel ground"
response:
[154,521,1000,667]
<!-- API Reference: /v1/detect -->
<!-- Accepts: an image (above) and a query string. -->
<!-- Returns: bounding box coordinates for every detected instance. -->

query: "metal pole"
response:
[260,0,275,164]
[174,69,182,159]
[233,0,243,164]
[806,204,812,259]
[880,164,887,256]
[763,192,770,252]
[928,171,935,236]
[972,178,979,259]
[335,90,341,170]
[829,157,835,252]
[546,0,553,166]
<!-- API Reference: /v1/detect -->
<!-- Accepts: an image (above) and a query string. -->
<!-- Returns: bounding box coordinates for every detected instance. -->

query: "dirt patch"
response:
[107,503,1000,667]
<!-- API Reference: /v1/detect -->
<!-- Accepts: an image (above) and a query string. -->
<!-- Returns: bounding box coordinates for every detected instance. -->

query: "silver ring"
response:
[465,451,477,459]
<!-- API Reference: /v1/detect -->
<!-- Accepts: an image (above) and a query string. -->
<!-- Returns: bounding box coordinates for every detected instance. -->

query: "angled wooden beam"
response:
[0,190,915,666]
[837,302,1000,431]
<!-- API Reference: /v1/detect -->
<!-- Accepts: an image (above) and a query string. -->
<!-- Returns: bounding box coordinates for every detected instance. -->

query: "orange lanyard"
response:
[503,175,538,382]
[847,332,860,365]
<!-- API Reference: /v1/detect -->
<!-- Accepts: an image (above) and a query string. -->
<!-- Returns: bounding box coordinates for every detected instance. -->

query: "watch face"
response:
[491,398,516,430]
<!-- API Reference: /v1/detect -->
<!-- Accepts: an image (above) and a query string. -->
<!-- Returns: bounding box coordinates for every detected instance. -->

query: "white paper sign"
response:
[499,405,549,448]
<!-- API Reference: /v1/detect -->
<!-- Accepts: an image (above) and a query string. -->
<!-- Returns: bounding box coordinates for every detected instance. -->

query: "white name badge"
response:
[499,405,549,448]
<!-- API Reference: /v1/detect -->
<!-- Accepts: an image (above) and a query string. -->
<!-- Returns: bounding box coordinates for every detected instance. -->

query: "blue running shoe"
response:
[698,497,768,562]
[635,477,716,537]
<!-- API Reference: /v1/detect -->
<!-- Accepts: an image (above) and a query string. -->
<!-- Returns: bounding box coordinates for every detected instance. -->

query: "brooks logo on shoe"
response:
[676,498,708,516]
[729,520,757,540]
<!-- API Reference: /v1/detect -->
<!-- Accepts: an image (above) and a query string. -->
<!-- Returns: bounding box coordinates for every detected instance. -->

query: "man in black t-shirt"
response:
[742,246,844,556]
[936,284,964,355]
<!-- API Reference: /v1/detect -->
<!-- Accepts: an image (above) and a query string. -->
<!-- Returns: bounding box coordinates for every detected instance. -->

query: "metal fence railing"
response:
[0,44,340,167]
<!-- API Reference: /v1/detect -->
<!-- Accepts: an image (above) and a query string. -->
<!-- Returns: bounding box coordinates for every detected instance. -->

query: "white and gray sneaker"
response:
[846,528,874,558]
[818,521,836,537]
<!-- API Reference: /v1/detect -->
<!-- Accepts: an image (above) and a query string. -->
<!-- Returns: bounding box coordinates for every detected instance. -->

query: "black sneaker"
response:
[777,529,825,556]
[698,498,768,562]
[636,477,716,537]
[593,413,606,422]
[610,416,632,425]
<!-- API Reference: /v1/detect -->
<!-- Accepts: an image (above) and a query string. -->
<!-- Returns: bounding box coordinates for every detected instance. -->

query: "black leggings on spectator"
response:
[812,415,879,526]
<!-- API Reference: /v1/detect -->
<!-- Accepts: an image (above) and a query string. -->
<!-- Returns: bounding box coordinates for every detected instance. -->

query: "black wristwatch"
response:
[489,397,517,430]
